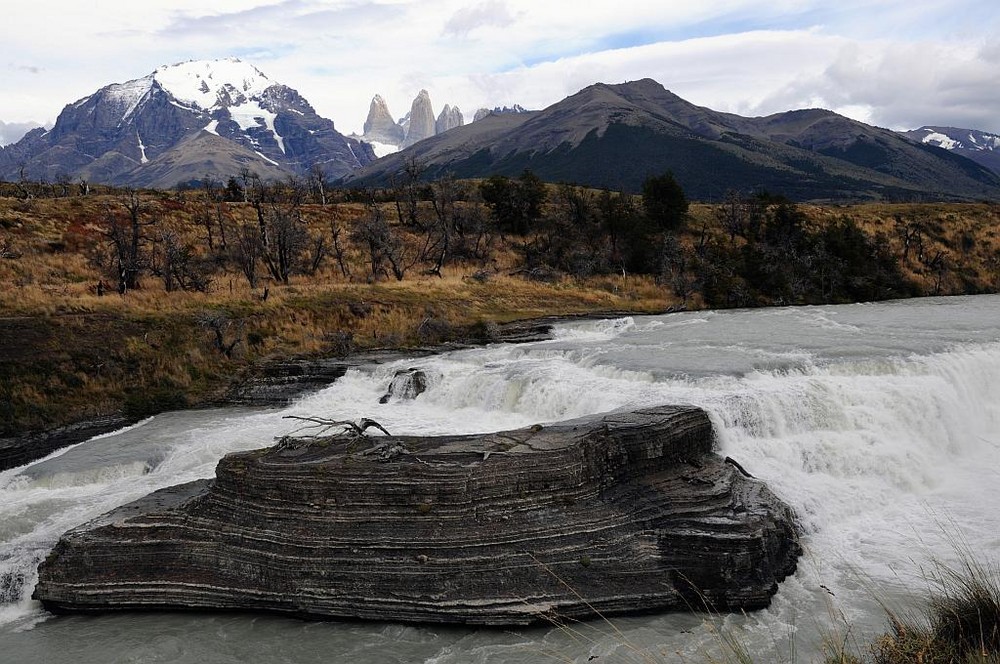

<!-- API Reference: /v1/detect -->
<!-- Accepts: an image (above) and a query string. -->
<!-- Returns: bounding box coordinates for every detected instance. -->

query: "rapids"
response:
[1,294,998,663]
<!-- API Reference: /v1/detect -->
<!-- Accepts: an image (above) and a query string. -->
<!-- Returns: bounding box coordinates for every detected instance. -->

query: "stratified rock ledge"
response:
[34,405,801,626]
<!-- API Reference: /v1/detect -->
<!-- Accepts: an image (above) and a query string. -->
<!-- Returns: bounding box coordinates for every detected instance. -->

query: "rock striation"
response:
[34,405,800,625]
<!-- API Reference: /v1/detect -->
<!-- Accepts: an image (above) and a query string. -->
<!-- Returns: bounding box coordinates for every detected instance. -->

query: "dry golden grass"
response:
[2,193,998,435]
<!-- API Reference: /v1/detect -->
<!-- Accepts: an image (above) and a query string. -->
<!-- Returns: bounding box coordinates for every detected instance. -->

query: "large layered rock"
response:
[34,405,800,625]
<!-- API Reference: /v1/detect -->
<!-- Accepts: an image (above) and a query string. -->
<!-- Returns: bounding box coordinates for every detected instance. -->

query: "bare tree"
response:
[330,221,352,280]
[352,202,391,281]
[231,222,263,289]
[308,163,329,206]
[100,188,155,293]
[247,176,310,284]
[197,311,242,358]
[151,229,212,293]
[423,174,462,276]
[391,156,425,229]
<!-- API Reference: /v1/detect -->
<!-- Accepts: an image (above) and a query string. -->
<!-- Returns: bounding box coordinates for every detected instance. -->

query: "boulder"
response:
[34,405,800,625]
[379,368,429,404]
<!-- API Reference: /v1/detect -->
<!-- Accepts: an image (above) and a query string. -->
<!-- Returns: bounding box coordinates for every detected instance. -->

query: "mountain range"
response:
[349,78,1000,201]
[2,60,999,202]
[899,126,1000,176]
[351,90,465,156]
[352,93,532,157]
[0,58,375,188]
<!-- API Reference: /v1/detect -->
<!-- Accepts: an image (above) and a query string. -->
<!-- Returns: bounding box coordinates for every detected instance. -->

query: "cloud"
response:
[443,1,515,37]
[0,120,43,146]
[759,37,1000,131]
[1,0,998,135]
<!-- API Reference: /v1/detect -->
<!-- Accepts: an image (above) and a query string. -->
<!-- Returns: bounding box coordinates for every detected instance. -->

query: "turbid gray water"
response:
[2,295,999,663]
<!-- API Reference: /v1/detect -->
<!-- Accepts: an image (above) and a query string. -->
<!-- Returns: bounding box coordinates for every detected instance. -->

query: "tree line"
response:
[3,162,939,309]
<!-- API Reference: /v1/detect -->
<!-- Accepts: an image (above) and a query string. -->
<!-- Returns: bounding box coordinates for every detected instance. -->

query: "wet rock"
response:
[34,405,801,625]
[379,368,429,404]
[0,416,131,472]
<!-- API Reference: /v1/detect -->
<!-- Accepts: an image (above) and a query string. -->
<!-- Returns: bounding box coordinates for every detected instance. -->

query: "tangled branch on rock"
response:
[280,415,391,440]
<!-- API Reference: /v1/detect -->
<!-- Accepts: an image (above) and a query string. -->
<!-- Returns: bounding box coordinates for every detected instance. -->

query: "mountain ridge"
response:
[900,126,1000,175]
[349,79,1000,202]
[0,58,375,187]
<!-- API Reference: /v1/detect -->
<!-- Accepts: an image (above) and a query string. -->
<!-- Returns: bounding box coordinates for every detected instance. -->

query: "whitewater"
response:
[1,294,998,663]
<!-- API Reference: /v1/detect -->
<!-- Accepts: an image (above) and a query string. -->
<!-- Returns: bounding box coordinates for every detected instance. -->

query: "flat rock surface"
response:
[34,405,801,625]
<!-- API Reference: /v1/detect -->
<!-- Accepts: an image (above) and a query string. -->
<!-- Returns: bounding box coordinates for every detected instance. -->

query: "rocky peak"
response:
[363,94,405,145]
[435,104,464,134]
[152,58,274,111]
[403,89,436,148]
[0,57,375,186]
[473,104,528,122]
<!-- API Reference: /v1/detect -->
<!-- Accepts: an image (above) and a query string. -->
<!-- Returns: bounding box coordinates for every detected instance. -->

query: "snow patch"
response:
[228,101,284,153]
[136,130,148,164]
[203,120,219,136]
[365,140,399,158]
[921,131,959,150]
[153,57,272,111]
[253,150,279,166]
[105,75,154,124]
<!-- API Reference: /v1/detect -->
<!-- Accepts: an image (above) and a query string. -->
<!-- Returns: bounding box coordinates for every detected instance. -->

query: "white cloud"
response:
[1,0,998,135]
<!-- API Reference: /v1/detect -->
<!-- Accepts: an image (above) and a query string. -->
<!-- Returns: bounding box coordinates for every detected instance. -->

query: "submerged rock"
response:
[34,405,800,625]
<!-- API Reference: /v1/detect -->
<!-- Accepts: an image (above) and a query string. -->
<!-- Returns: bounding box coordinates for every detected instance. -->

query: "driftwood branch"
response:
[281,415,391,439]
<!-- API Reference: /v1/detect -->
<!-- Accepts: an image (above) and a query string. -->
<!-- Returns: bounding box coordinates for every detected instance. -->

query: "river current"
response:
[1,294,998,663]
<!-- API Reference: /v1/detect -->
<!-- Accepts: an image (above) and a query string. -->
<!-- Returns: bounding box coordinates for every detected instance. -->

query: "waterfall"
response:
[1,295,998,663]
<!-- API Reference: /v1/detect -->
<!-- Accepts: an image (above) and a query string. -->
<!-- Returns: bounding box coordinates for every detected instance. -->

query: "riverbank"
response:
[2,194,999,466]
[0,277,669,469]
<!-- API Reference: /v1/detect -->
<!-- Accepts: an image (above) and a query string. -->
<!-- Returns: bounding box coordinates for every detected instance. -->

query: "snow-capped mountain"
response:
[900,126,1000,175]
[0,58,375,187]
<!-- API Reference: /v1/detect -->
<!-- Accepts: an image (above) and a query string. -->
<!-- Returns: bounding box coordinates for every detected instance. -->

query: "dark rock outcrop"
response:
[379,368,429,404]
[0,416,131,473]
[34,405,800,625]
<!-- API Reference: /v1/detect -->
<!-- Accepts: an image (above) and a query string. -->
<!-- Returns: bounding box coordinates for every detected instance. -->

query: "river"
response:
[1,295,998,663]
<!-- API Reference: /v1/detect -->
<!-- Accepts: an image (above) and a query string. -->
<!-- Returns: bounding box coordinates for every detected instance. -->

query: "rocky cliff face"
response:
[355,91,466,153]
[34,405,800,625]
[402,89,437,148]
[473,104,529,122]
[435,104,464,135]
[362,94,405,145]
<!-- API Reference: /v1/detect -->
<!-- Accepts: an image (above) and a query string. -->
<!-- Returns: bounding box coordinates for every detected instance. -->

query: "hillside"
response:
[1,180,998,442]
[350,79,1000,202]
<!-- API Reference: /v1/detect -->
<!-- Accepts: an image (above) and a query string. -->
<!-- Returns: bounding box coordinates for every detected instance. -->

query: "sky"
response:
[2,0,999,145]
